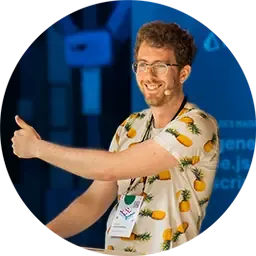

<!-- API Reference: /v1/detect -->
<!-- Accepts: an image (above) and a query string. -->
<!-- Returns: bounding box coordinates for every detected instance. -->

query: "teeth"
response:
[148,85,158,90]
[145,84,161,90]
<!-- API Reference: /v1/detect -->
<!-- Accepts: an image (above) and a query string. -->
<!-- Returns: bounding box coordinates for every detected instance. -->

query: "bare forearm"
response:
[47,194,108,238]
[47,199,90,238]
[36,140,115,181]
[47,180,117,239]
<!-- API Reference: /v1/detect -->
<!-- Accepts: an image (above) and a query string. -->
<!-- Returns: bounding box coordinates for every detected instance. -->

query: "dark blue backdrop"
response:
[0,0,255,249]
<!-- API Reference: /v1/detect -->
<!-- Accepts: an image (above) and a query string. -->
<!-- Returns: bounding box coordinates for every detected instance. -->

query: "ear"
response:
[179,65,191,84]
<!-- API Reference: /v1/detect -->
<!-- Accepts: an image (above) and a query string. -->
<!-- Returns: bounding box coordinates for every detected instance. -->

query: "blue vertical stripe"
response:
[47,27,71,84]
[81,68,101,115]
[50,87,68,127]
[107,0,131,41]
[55,16,79,36]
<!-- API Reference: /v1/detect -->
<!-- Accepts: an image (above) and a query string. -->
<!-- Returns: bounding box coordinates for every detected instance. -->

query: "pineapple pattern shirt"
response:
[105,102,219,254]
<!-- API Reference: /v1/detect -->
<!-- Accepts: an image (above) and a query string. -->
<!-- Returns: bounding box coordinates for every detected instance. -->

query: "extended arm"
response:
[47,180,117,238]
[35,138,178,181]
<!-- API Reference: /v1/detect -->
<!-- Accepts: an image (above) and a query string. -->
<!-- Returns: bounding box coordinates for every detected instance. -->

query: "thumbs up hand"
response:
[11,115,41,158]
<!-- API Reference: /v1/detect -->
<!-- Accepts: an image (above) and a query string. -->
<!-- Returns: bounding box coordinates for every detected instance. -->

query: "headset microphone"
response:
[164,90,171,96]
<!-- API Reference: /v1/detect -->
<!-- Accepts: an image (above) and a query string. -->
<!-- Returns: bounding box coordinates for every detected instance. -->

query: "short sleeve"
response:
[154,111,219,224]
[153,110,220,216]
[108,114,132,152]
[108,111,149,153]
[108,125,122,153]
[153,110,219,164]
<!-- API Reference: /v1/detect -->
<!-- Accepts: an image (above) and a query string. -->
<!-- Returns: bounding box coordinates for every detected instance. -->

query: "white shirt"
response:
[105,102,219,254]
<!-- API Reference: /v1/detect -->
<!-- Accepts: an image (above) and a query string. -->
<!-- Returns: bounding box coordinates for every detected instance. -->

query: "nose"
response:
[145,65,157,78]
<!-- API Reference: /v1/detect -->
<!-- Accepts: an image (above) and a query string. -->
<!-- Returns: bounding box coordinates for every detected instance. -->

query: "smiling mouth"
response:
[144,83,162,91]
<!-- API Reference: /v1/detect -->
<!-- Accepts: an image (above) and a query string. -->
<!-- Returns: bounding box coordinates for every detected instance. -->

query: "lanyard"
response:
[125,96,187,194]
[125,119,152,195]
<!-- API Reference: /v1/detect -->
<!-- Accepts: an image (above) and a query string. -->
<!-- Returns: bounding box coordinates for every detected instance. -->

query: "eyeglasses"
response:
[132,62,180,76]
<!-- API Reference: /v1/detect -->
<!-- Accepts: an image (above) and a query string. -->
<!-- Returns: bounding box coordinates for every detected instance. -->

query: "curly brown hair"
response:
[134,21,197,68]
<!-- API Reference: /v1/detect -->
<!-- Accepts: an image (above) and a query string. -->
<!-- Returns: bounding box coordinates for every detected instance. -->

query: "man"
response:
[12,21,219,254]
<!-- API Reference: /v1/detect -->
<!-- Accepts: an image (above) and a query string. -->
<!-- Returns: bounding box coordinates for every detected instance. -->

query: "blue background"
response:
[0,0,255,249]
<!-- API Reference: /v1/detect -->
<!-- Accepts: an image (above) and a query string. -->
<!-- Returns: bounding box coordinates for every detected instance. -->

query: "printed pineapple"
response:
[125,123,137,138]
[140,192,154,203]
[177,222,189,233]
[177,107,194,117]
[176,190,181,200]
[198,112,208,119]
[179,156,200,171]
[140,177,147,183]
[165,128,193,147]
[199,197,209,206]
[204,133,217,152]
[172,222,189,242]
[179,116,194,124]
[137,113,146,119]
[180,116,201,135]
[128,142,139,148]
[148,170,171,184]
[130,113,139,119]
[162,229,173,251]
[191,168,206,192]
[115,133,120,145]
[179,189,191,212]
[121,119,127,127]
[163,228,173,241]
[121,232,151,241]
[139,209,166,220]
[217,129,220,139]
[124,247,137,252]
[129,112,146,119]
[188,123,201,135]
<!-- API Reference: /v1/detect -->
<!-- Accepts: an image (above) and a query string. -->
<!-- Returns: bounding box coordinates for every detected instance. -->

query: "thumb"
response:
[15,115,30,129]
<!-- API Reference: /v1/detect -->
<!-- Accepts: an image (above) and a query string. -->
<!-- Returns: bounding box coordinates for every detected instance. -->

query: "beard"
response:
[145,92,167,107]
[138,78,179,107]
